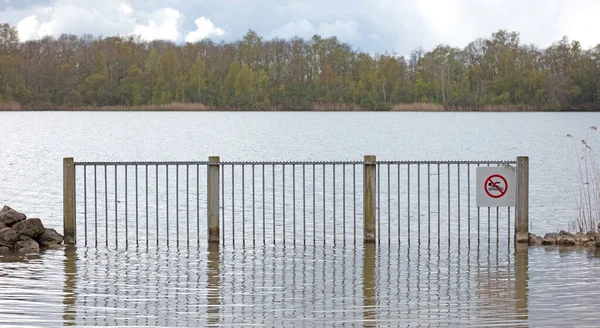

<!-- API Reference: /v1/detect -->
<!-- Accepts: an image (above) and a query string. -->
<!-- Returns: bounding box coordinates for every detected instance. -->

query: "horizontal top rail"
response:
[74,161,212,166]
[75,160,517,166]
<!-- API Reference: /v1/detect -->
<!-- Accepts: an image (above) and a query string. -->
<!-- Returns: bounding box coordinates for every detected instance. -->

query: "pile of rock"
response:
[528,230,600,247]
[0,205,64,253]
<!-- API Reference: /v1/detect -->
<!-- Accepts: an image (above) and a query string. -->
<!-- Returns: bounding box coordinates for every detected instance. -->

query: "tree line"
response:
[0,23,599,111]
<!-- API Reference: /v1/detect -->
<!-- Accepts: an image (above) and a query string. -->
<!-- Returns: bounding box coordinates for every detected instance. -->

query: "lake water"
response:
[1,111,600,326]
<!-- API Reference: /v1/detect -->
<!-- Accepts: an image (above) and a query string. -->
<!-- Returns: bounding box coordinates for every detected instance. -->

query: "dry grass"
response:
[391,103,446,111]
[0,102,22,111]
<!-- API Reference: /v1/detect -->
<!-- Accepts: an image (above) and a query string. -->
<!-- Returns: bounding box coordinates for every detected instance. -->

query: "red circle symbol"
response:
[484,174,508,198]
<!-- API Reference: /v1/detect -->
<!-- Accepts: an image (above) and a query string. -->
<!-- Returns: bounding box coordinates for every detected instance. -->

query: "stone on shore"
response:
[0,205,26,227]
[12,218,45,239]
[557,231,576,246]
[542,233,558,245]
[0,228,18,248]
[0,246,10,253]
[14,238,39,253]
[575,232,593,244]
[528,233,543,246]
[38,228,64,247]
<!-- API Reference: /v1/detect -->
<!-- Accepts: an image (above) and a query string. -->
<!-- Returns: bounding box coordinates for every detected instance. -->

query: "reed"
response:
[567,126,600,233]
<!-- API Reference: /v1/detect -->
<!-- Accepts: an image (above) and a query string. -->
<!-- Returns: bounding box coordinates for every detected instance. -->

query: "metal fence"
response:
[63,156,527,248]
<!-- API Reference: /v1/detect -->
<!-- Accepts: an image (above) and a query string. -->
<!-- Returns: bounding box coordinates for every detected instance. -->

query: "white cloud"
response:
[132,7,183,42]
[266,19,315,39]
[184,16,225,43]
[119,3,132,16]
[267,19,360,42]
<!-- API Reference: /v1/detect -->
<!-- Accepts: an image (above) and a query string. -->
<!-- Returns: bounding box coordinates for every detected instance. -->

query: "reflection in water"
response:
[3,243,600,326]
[62,246,77,326]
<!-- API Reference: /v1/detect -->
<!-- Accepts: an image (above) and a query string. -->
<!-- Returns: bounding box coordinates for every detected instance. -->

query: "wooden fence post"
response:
[208,156,220,244]
[516,156,529,243]
[63,157,76,245]
[363,155,376,244]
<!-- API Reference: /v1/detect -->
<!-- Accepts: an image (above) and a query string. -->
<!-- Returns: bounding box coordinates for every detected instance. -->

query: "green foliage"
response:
[1,25,600,110]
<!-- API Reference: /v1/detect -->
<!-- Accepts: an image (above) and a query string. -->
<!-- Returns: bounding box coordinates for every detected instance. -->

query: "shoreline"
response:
[0,102,593,112]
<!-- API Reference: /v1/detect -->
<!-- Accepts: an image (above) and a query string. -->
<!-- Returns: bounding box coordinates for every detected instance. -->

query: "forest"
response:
[0,23,599,111]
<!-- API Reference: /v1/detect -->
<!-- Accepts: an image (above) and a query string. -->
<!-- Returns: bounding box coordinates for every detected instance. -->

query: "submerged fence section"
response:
[63,156,528,248]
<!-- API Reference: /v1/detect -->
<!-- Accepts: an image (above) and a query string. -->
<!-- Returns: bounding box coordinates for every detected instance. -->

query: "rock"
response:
[0,228,18,248]
[542,233,558,245]
[12,218,45,239]
[0,205,26,227]
[557,231,576,246]
[37,228,64,246]
[528,233,543,246]
[586,231,597,240]
[584,240,596,247]
[14,239,39,253]
[0,222,5,230]
[0,246,10,253]
[575,232,592,245]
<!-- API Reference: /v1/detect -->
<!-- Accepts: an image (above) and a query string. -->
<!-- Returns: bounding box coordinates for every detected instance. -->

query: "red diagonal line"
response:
[488,178,504,194]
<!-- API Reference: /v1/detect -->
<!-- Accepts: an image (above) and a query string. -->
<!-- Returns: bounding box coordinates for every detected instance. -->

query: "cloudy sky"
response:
[1,0,599,53]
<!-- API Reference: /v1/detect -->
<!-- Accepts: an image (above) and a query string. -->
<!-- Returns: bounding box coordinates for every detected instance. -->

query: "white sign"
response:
[476,166,516,207]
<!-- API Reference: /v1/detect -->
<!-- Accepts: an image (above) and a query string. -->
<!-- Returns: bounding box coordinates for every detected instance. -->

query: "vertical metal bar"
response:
[242,165,245,246]
[197,164,199,246]
[397,164,400,244]
[232,164,235,246]
[146,165,149,246]
[262,164,265,245]
[273,164,276,244]
[418,164,421,241]
[323,164,326,245]
[496,206,499,244]
[407,164,411,242]
[313,164,316,245]
[125,165,128,246]
[136,165,139,246]
[115,165,118,246]
[303,164,306,245]
[221,163,225,246]
[477,164,480,243]
[283,165,286,244]
[428,164,431,243]
[186,165,189,245]
[293,164,296,245]
[252,164,256,246]
[176,165,179,246]
[353,164,356,245]
[437,163,441,243]
[156,165,159,246]
[166,165,169,246]
[84,165,87,246]
[105,165,108,247]
[94,165,98,247]
[508,206,511,244]
[343,164,346,244]
[468,164,471,244]
[333,164,336,244]
[458,164,460,245]
[487,163,490,243]
[377,164,380,244]
[387,164,390,245]
[488,207,491,243]
[448,164,451,243]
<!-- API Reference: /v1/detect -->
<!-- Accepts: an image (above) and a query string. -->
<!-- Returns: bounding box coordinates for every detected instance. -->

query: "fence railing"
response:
[63,156,529,247]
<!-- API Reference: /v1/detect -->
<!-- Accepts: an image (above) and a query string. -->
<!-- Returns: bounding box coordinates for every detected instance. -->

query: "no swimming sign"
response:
[476,166,516,207]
